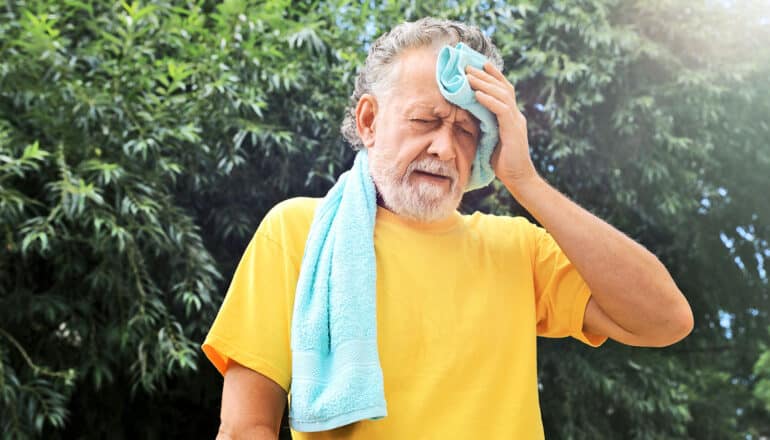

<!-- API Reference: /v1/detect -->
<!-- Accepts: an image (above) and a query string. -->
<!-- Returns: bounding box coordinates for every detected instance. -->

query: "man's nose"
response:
[426,123,458,161]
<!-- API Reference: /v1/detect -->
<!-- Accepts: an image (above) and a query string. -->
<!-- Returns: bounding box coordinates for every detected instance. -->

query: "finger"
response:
[473,89,512,118]
[480,63,518,106]
[467,64,515,96]
[483,62,509,84]
[467,72,514,105]
[475,90,526,131]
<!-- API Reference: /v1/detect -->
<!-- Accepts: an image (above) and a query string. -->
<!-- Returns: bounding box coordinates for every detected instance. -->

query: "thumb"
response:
[490,141,503,174]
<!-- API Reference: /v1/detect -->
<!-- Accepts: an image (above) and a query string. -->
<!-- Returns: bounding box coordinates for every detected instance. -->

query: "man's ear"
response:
[355,94,377,148]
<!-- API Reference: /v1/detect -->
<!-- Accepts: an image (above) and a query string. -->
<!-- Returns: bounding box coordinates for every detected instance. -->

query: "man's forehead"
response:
[389,47,477,124]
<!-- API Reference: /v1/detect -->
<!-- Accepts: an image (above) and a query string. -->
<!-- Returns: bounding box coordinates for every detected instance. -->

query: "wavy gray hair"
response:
[340,17,504,149]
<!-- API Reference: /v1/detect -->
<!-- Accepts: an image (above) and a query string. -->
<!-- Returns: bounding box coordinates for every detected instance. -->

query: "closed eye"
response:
[456,125,475,137]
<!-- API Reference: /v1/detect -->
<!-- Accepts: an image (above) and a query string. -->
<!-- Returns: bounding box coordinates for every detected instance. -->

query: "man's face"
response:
[365,45,480,222]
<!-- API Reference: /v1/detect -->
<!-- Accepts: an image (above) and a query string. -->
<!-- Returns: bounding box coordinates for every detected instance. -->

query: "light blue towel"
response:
[289,150,386,432]
[289,43,498,432]
[437,42,500,191]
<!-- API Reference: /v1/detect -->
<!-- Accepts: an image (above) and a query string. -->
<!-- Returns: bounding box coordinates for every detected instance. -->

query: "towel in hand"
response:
[436,42,500,191]
[289,150,386,432]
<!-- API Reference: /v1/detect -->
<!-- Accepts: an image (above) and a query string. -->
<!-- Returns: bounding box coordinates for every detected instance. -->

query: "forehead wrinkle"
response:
[400,103,446,120]
[402,102,436,113]
[453,108,477,124]
[441,106,479,129]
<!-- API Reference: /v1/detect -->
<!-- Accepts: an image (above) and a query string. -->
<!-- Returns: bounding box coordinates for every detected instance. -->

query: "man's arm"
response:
[217,360,287,440]
[506,173,693,347]
[466,63,693,347]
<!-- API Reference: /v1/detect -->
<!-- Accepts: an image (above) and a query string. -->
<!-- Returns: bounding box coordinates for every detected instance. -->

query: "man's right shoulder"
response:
[256,197,321,242]
[265,197,321,221]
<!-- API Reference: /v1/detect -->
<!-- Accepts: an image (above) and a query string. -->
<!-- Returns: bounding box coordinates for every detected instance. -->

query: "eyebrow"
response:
[403,103,478,126]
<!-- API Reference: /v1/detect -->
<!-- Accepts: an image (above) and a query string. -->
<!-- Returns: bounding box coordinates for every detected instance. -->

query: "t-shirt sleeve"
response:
[530,225,607,347]
[201,227,299,392]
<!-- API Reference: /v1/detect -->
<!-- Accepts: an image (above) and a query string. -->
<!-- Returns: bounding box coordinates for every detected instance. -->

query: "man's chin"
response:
[383,190,462,223]
[372,171,463,222]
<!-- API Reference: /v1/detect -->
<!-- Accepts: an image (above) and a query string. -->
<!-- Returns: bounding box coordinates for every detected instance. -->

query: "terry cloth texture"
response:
[288,150,387,432]
[437,42,500,191]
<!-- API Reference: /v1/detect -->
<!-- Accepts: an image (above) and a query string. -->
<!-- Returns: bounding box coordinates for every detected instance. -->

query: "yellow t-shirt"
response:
[202,197,606,439]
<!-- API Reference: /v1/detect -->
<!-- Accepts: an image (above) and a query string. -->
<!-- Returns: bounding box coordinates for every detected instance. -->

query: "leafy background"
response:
[1,0,768,438]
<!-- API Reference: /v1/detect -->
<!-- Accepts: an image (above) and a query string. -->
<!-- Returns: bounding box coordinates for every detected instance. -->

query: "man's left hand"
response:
[465,63,536,187]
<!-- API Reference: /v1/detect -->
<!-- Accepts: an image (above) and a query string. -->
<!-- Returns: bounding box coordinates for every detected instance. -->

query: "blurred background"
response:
[1,0,769,438]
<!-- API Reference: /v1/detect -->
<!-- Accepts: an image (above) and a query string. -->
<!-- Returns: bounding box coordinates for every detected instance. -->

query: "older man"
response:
[203,17,693,440]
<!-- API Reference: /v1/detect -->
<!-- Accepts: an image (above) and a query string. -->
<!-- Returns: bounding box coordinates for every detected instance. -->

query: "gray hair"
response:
[340,17,504,149]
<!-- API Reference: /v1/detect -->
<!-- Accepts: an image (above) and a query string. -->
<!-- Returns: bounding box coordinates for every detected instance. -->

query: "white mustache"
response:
[406,158,458,182]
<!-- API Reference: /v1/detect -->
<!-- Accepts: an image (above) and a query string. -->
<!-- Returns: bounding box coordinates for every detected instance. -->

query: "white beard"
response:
[369,152,464,223]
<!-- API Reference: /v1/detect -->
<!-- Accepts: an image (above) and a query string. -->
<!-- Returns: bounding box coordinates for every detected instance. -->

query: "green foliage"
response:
[756,345,770,412]
[0,0,768,438]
